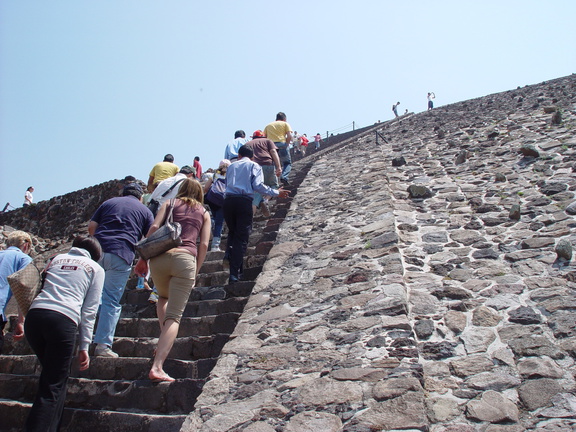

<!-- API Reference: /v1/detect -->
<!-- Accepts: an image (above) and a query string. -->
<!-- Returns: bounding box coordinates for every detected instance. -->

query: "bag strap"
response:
[161,178,185,198]
[166,199,176,225]
[38,253,58,288]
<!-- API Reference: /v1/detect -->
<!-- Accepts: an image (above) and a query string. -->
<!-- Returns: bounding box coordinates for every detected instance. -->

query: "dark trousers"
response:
[24,308,77,432]
[223,196,253,279]
[0,319,6,354]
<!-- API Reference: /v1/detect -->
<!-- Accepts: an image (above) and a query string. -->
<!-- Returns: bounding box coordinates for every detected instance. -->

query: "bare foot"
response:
[149,370,175,383]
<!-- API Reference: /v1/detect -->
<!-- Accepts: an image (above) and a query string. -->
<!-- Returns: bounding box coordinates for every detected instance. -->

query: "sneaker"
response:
[148,291,159,304]
[260,200,271,218]
[211,237,221,252]
[94,344,119,358]
[228,275,239,284]
[280,177,290,187]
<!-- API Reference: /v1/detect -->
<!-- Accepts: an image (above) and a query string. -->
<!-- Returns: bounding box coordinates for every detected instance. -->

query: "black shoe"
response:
[280,177,290,186]
[229,275,239,284]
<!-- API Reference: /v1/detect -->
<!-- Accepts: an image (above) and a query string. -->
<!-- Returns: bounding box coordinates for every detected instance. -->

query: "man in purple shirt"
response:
[223,145,289,283]
[88,183,153,357]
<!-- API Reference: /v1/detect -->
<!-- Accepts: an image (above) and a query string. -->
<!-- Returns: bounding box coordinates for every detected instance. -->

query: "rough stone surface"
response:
[2,74,576,432]
[466,390,519,423]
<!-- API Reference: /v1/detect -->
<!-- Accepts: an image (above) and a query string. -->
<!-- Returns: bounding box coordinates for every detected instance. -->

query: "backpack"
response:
[205,177,226,207]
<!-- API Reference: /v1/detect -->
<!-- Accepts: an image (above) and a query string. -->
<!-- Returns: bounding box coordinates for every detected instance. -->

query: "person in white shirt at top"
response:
[427,92,435,110]
[23,186,34,206]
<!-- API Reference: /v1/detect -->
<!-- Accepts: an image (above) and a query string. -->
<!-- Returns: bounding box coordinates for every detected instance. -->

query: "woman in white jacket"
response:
[24,236,105,432]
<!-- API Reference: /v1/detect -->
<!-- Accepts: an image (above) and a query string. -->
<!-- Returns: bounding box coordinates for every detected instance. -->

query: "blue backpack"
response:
[205,177,226,207]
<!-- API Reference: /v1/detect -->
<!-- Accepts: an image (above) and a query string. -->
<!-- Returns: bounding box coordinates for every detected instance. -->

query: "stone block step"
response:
[111,334,230,360]
[114,313,240,338]
[3,333,230,360]
[199,260,225,273]
[197,265,263,286]
[196,270,229,287]
[0,355,40,375]
[191,281,256,300]
[0,399,187,432]
[121,302,157,318]
[121,295,250,321]
[198,253,267,274]
[0,355,217,381]
[122,289,157,306]
[184,297,247,316]
[0,373,204,414]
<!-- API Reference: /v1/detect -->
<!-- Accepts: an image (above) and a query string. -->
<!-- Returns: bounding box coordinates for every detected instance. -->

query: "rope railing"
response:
[324,121,357,138]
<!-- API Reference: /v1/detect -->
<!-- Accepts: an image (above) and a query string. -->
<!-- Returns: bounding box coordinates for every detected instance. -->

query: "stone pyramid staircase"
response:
[0,153,338,432]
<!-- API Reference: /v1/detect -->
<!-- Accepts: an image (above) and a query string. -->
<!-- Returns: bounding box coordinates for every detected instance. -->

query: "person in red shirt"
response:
[300,134,309,156]
[193,156,202,179]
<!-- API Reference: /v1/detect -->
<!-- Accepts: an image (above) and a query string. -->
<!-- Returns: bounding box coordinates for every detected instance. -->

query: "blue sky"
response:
[1,1,575,211]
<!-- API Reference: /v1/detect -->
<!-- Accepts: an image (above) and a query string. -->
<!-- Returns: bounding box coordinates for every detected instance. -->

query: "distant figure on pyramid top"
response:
[23,187,34,207]
[428,92,436,110]
[392,102,400,118]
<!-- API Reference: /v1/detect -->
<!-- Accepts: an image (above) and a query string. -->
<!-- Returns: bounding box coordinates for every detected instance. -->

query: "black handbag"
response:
[135,200,182,260]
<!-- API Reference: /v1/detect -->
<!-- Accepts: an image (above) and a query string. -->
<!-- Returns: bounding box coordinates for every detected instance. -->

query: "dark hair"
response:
[164,154,174,162]
[194,156,200,161]
[179,165,195,175]
[122,183,144,199]
[276,112,286,121]
[238,144,254,159]
[72,235,102,262]
[27,186,34,191]
[234,130,245,139]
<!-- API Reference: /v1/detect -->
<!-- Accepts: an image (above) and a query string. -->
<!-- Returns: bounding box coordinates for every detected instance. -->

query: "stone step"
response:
[111,334,230,360]
[184,297,247,316]
[0,355,217,380]
[193,281,256,299]
[0,399,188,432]
[0,373,204,415]
[196,270,229,287]
[122,296,248,319]
[3,333,230,359]
[114,313,240,338]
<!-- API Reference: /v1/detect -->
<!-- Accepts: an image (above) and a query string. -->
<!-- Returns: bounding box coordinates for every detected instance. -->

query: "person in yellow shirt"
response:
[147,154,179,192]
[263,112,293,186]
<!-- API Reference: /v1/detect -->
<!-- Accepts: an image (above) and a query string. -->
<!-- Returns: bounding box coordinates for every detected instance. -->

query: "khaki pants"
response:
[149,250,197,323]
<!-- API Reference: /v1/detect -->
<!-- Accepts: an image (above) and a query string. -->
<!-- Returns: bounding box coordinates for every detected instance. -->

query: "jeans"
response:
[275,142,292,181]
[253,164,278,207]
[93,252,131,347]
[223,196,253,279]
[208,202,225,239]
[25,309,77,432]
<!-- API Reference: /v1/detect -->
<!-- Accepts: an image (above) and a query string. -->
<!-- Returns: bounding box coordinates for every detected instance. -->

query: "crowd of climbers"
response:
[0,111,311,428]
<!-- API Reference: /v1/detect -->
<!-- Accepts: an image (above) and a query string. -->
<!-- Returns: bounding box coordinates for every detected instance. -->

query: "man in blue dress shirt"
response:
[223,145,289,283]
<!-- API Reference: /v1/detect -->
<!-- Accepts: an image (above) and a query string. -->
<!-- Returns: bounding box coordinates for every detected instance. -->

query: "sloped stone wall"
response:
[0,179,130,241]
[182,75,576,431]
